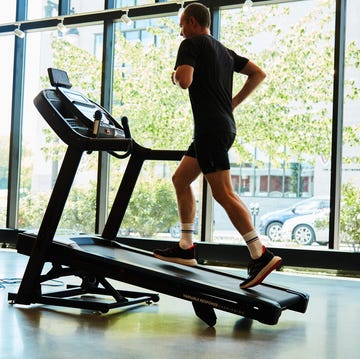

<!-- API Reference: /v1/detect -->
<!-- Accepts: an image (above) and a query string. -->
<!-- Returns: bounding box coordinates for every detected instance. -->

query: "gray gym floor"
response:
[1,248,359,359]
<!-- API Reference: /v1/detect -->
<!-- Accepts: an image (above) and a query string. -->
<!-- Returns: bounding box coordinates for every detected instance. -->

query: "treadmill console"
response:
[44,68,125,139]
[56,86,125,138]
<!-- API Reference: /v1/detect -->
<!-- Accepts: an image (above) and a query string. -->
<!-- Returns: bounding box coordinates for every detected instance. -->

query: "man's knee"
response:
[172,172,187,193]
[212,188,240,209]
[172,172,180,187]
[210,186,228,204]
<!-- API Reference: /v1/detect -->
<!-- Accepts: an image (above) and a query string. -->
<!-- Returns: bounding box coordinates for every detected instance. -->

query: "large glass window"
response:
[27,0,105,19]
[119,161,201,241]
[111,15,200,239]
[112,16,191,150]
[216,0,336,248]
[115,0,156,7]
[1,0,359,268]
[28,0,59,19]
[19,23,103,233]
[340,0,360,252]
[0,1,16,22]
[0,36,14,227]
[70,0,104,14]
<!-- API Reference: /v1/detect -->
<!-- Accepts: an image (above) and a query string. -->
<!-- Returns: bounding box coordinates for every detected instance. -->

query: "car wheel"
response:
[292,224,315,245]
[266,222,283,241]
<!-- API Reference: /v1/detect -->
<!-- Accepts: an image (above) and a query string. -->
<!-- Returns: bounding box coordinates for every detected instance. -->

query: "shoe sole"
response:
[240,256,283,289]
[153,253,198,266]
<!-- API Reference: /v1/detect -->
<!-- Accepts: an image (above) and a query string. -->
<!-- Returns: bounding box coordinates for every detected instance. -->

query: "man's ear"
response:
[189,16,197,26]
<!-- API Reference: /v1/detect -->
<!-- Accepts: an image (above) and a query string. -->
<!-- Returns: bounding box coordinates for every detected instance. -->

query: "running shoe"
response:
[153,244,198,266]
[240,247,282,289]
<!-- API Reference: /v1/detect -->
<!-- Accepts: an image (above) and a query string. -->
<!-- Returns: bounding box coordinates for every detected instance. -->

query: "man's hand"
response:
[232,61,266,111]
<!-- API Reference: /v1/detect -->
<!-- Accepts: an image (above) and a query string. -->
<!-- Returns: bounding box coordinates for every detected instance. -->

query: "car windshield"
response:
[294,201,320,214]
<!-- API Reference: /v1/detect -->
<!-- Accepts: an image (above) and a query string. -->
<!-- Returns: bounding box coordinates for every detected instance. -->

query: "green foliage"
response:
[18,185,96,233]
[45,2,360,167]
[111,20,192,150]
[221,1,359,165]
[315,183,360,250]
[39,36,103,165]
[339,183,360,250]
[121,179,178,237]
[20,37,104,233]
[51,37,102,101]
[59,185,96,233]
[41,128,64,162]
[17,1,360,242]
[18,191,51,229]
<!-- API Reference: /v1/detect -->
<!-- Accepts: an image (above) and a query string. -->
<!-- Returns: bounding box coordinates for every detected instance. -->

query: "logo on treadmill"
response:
[183,293,218,307]
[183,293,246,316]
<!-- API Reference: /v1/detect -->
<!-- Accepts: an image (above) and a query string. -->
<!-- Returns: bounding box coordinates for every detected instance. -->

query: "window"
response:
[214,0,335,247]
[18,23,103,233]
[340,0,360,252]
[111,15,199,239]
[70,0,104,14]
[0,1,16,22]
[0,36,14,227]
[1,0,359,269]
[28,0,59,19]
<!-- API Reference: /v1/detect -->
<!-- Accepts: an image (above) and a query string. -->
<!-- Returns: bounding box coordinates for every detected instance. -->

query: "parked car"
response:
[280,208,330,245]
[258,196,330,241]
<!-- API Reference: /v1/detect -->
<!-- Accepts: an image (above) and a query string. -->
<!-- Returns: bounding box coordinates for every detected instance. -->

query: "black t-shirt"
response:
[175,34,249,137]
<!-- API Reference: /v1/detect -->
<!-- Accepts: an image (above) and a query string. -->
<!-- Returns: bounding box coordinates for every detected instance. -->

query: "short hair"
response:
[183,2,211,28]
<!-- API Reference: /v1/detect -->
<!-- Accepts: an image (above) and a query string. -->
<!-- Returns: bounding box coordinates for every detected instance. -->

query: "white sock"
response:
[242,229,264,259]
[179,223,194,249]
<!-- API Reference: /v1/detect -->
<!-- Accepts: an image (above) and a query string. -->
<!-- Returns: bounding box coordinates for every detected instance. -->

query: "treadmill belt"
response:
[78,243,303,309]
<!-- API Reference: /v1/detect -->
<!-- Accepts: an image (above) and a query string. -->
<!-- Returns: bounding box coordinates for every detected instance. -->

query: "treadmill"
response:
[8,68,309,327]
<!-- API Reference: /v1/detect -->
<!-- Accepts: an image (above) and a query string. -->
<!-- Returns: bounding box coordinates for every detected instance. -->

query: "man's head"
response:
[180,2,211,38]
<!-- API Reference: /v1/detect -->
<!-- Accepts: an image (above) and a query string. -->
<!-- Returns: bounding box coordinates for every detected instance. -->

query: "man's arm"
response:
[171,64,194,89]
[232,61,266,111]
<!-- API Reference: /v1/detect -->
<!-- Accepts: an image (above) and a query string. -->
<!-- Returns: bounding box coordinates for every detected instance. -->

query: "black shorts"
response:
[185,132,236,174]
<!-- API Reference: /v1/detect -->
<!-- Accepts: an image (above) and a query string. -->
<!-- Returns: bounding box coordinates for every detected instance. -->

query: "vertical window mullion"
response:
[6,0,27,228]
[96,0,116,234]
[59,0,71,16]
[329,0,346,250]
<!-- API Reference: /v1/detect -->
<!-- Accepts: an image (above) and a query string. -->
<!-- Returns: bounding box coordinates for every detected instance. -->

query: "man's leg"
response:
[172,155,202,249]
[153,155,201,266]
[205,169,282,288]
[205,169,261,256]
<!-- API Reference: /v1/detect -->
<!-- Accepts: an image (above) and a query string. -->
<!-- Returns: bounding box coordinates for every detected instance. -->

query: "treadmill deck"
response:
[15,233,309,325]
